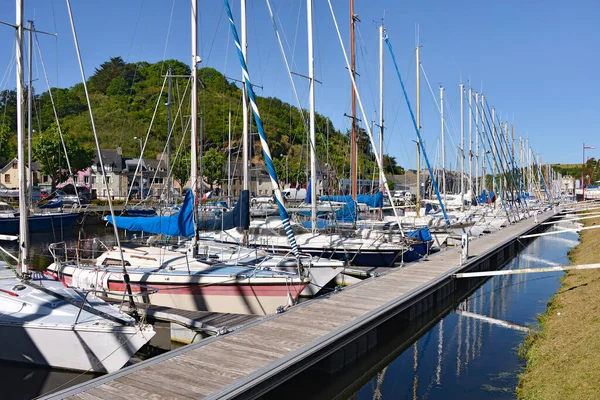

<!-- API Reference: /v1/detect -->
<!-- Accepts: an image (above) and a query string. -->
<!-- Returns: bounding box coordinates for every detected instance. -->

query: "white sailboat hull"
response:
[0,320,153,373]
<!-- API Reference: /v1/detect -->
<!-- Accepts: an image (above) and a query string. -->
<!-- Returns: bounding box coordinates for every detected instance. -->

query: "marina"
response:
[41,208,560,399]
[0,0,596,398]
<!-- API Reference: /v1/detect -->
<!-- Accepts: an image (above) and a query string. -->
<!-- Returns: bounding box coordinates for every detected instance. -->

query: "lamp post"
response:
[134,137,143,199]
[583,143,595,201]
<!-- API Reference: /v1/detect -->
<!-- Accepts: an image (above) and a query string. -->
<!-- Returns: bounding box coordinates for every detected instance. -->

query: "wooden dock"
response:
[42,209,560,400]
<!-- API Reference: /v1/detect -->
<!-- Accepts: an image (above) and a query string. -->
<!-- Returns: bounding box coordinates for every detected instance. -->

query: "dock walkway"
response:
[43,210,558,400]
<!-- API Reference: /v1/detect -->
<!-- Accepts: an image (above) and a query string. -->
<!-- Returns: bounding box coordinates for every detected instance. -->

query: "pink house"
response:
[57,168,93,190]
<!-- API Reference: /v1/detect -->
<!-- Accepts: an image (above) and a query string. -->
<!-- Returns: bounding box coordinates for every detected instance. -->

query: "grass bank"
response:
[518,215,600,399]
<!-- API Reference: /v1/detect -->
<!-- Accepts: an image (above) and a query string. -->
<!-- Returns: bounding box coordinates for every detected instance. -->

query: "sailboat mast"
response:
[415,44,421,215]
[228,110,232,206]
[241,0,249,192]
[27,19,33,209]
[460,82,464,210]
[468,87,473,205]
[481,94,486,194]
[166,68,172,206]
[440,85,445,203]
[378,22,384,192]
[474,92,479,196]
[307,0,317,231]
[350,0,357,200]
[16,0,29,275]
[190,0,198,201]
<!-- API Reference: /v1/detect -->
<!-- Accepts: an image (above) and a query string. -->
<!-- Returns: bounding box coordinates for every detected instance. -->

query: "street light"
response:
[583,143,595,201]
[134,137,143,199]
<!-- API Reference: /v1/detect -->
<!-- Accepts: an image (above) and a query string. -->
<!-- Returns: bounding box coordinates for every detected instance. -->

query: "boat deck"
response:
[42,210,559,400]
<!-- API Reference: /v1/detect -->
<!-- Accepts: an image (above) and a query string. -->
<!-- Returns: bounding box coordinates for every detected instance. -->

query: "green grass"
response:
[517,213,600,399]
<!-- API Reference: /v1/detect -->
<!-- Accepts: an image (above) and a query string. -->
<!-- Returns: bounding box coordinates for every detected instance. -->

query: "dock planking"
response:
[43,209,560,400]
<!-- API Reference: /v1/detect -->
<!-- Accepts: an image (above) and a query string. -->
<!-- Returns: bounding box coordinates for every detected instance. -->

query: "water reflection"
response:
[263,227,578,400]
[352,227,577,400]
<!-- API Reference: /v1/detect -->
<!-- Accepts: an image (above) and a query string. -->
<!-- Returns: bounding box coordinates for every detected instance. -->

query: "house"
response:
[90,148,128,200]
[0,157,44,190]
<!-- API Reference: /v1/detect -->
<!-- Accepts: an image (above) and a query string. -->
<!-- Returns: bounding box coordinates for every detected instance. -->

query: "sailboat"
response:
[0,0,154,373]
[46,0,344,314]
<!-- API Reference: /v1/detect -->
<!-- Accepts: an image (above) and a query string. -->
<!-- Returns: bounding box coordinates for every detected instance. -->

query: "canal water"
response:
[264,226,580,400]
[1,224,579,399]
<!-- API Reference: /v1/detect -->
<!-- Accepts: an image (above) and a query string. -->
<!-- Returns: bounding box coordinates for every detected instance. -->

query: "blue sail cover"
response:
[305,179,312,204]
[320,192,384,208]
[107,190,250,236]
[301,200,357,229]
[197,190,250,231]
[106,190,195,237]
[39,199,63,209]
[477,190,496,204]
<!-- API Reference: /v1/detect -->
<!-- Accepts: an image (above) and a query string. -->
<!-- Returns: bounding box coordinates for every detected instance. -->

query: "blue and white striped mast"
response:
[191,0,200,247]
[224,0,300,259]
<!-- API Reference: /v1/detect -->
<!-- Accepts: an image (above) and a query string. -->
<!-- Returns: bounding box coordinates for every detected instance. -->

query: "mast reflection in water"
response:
[264,227,579,400]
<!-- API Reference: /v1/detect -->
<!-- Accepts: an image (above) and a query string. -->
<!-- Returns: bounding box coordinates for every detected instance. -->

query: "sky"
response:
[1,0,598,171]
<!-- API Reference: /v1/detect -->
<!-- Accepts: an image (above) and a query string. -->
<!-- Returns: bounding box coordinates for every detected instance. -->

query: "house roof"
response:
[94,149,124,170]
[0,158,42,174]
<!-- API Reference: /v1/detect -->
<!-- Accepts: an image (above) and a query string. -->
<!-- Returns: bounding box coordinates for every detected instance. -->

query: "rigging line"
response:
[419,65,460,164]
[116,0,148,147]
[203,1,226,67]
[264,0,308,137]
[124,74,169,206]
[51,0,59,86]
[66,0,137,312]
[159,0,176,77]
[327,0,402,228]
[355,24,379,113]
[384,32,451,225]
[139,76,191,204]
[34,26,81,204]
[0,37,16,90]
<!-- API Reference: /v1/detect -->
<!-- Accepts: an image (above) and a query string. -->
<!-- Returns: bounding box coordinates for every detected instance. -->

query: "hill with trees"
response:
[0,57,404,190]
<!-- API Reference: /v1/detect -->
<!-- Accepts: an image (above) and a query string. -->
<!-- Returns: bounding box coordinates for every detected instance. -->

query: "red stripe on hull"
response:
[49,271,307,297]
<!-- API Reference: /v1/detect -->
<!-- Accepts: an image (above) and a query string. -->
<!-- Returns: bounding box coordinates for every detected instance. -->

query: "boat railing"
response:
[74,284,159,326]
[49,239,112,264]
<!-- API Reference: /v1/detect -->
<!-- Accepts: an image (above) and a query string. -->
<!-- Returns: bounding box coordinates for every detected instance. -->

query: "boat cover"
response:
[106,190,250,236]
[320,191,384,208]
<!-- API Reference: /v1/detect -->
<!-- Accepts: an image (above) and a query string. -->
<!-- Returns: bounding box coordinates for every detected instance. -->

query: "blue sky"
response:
[1,0,598,169]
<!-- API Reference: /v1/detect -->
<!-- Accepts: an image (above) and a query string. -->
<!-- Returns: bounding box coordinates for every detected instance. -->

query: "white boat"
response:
[0,0,154,374]
[0,268,154,373]
[46,243,312,315]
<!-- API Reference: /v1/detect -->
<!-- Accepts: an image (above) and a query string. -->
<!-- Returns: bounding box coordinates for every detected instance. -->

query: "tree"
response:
[32,123,95,191]
[0,124,15,165]
[383,155,405,175]
[172,152,190,195]
[202,147,225,190]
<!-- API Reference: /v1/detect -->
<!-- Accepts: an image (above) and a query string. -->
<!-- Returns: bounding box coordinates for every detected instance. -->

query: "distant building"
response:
[0,158,44,190]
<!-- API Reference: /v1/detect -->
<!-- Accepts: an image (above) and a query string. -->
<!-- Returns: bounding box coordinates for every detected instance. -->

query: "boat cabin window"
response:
[102,258,131,266]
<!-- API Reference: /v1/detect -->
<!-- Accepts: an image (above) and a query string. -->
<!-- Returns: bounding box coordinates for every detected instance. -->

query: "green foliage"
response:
[1,56,404,189]
[202,147,225,189]
[0,124,15,165]
[32,123,95,190]
[172,151,190,193]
